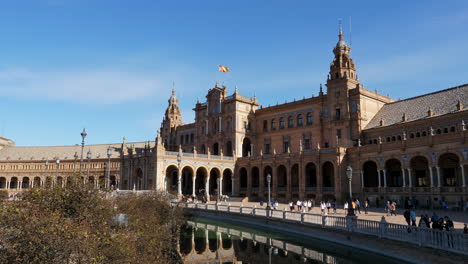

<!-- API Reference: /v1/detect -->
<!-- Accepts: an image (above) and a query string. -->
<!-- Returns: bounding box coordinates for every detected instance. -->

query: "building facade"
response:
[0,27,466,207]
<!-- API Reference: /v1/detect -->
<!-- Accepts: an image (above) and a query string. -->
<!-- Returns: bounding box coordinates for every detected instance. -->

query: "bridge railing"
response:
[184,203,468,256]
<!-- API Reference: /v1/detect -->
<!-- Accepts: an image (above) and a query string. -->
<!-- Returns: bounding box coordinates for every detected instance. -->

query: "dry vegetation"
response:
[0,175,184,264]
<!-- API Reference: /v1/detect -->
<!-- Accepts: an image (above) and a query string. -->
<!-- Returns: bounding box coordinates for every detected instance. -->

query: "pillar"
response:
[6,181,10,189]
[402,168,406,187]
[231,177,235,196]
[31,180,34,188]
[429,167,434,187]
[436,166,441,187]
[408,168,412,188]
[177,167,182,196]
[461,165,465,187]
[19,181,22,189]
[219,177,223,196]
[192,176,196,197]
[205,175,210,198]
[377,170,381,188]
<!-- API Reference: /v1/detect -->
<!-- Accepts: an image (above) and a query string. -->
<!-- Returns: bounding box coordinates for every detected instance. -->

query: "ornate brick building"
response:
[0,27,466,207]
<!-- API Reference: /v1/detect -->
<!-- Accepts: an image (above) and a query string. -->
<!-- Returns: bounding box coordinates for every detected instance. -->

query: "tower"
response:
[325,23,361,147]
[161,87,184,151]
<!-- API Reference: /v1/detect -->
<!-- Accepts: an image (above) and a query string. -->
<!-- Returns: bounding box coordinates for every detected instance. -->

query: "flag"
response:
[218,65,230,72]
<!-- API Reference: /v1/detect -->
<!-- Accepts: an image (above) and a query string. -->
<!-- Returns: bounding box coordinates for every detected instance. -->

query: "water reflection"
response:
[178,220,384,264]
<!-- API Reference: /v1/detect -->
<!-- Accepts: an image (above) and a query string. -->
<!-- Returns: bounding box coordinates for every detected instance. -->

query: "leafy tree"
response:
[0,174,184,264]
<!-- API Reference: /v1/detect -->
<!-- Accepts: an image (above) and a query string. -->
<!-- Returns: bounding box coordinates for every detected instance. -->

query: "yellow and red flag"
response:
[218,65,230,72]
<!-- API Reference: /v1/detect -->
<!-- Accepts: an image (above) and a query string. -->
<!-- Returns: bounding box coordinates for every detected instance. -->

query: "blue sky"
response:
[0,0,467,146]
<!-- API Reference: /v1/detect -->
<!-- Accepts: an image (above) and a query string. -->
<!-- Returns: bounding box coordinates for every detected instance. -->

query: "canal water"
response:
[178,218,411,264]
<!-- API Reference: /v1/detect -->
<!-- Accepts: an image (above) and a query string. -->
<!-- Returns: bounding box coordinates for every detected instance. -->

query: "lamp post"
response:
[56,159,60,187]
[177,152,182,196]
[267,173,272,210]
[346,166,355,216]
[87,150,92,182]
[80,128,87,174]
[106,146,112,189]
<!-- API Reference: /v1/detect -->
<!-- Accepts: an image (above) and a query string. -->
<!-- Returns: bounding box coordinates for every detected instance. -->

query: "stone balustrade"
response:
[184,203,468,256]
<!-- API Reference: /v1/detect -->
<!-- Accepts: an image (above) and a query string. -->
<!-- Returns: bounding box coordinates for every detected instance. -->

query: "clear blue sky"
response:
[0,0,467,146]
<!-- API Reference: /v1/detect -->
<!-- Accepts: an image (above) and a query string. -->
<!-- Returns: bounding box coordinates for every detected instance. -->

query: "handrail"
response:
[184,203,468,256]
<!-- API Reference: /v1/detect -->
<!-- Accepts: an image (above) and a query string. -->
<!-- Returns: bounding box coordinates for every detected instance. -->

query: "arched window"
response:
[443,127,448,133]
[416,132,420,138]
[422,131,427,137]
[263,120,268,132]
[297,114,303,127]
[288,116,294,128]
[271,119,276,131]
[410,133,415,138]
[450,126,456,132]
[306,112,313,125]
[279,118,285,129]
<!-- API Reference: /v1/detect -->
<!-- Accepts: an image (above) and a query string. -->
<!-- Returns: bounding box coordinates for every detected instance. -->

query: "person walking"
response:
[356,199,361,214]
[344,201,348,212]
[289,201,294,211]
[390,201,397,216]
[307,199,312,212]
[320,201,325,215]
[326,201,331,214]
[410,208,417,226]
[332,200,337,214]
[296,200,302,211]
[364,200,369,214]
[463,223,468,234]
[385,201,391,216]
[403,209,411,225]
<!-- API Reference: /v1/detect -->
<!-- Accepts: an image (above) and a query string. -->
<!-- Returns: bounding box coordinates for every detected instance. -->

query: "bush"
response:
[0,174,184,264]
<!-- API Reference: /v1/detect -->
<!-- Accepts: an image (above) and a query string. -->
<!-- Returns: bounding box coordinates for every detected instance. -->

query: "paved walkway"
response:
[208,200,468,231]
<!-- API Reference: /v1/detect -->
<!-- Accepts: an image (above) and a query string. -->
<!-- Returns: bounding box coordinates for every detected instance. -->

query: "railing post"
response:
[379,216,387,238]
[301,212,305,224]
[283,208,286,220]
[322,215,326,228]
[253,205,256,216]
[240,204,243,214]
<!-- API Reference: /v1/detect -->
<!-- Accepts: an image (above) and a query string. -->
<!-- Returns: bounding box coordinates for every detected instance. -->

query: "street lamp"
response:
[80,128,87,173]
[267,173,272,210]
[346,166,355,216]
[87,150,92,182]
[107,146,112,189]
[177,152,182,196]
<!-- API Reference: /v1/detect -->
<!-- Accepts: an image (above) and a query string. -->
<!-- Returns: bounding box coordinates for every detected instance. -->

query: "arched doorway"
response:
[209,168,220,198]
[223,169,233,194]
[10,177,18,189]
[33,177,41,188]
[263,166,273,188]
[410,156,429,187]
[239,168,248,190]
[363,161,379,187]
[226,141,233,156]
[0,177,6,189]
[88,176,95,188]
[242,138,252,157]
[110,176,117,187]
[291,164,299,192]
[22,177,30,189]
[385,159,402,187]
[305,163,317,187]
[165,165,178,194]
[251,167,260,189]
[45,177,53,188]
[194,228,207,254]
[438,153,460,186]
[277,165,287,191]
[135,168,143,190]
[181,166,194,195]
[322,162,334,188]
[213,143,219,155]
[195,167,208,196]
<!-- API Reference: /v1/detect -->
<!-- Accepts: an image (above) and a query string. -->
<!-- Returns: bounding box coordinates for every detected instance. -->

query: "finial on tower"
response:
[172,81,176,96]
[338,19,343,40]
[235,85,239,94]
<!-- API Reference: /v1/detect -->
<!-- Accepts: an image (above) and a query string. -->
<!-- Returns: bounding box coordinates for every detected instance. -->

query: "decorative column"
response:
[6,181,10,190]
[219,177,223,196]
[177,168,182,196]
[461,165,466,187]
[231,177,235,196]
[19,181,22,190]
[408,168,412,188]
[429,167,434,187]
[205,176,210,198]
[436,166,441,187]
[192,176,196,197]
[402,168,406,187]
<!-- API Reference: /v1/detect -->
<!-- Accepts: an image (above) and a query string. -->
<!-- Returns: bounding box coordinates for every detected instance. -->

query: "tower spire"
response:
[338,19,343,41]
[172,81,176,96]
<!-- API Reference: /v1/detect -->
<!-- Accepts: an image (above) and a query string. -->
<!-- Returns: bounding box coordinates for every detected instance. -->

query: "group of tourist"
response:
[403,210,455,231]
[287,199,316,212]
[385,200,398,216]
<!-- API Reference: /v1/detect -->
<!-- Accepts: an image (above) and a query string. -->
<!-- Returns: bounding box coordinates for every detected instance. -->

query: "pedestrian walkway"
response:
[208,200,468,231]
